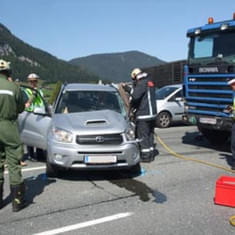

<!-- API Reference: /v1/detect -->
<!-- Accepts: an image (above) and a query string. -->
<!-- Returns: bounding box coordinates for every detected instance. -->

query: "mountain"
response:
[69,51,166,82]
[0,23,101,83]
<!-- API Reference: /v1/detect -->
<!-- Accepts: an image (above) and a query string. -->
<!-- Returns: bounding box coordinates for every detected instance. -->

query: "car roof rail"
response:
[109,83,119,90]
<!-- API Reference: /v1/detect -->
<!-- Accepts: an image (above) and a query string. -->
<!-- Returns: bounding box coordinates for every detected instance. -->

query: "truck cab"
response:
[184,14,235,144]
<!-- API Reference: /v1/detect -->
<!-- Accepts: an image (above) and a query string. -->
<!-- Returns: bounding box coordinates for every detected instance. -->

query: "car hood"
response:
[52,110,128,135]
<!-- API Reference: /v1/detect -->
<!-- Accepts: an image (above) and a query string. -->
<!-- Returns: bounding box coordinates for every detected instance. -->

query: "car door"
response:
[166,88,184,121]
[18,87,52,150]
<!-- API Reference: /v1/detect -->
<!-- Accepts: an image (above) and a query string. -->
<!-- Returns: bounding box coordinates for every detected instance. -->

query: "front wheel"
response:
[46,161,58,178]
[130,163,141,174]
[156,111,171,128]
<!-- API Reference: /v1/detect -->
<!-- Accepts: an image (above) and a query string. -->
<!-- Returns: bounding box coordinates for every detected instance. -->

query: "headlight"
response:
[125,126,135,141]
[52,127,73,143]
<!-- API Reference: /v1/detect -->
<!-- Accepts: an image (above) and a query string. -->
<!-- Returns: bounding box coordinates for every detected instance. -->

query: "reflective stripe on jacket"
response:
[0,74,25,120]
[233,97,235,119]
[24,88,44,112]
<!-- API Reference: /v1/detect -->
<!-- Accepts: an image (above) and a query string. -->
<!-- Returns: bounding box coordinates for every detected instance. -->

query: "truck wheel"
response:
[197,126,230,145]
[156,112,171,128]
[46,161,58,178]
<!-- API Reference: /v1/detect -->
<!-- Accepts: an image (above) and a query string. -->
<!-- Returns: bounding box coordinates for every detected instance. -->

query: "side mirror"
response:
[33,107,46,115]
[175,97,183,102]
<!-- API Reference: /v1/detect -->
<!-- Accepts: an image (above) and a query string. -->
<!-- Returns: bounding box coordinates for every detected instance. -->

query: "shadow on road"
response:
[2,174,56,209]
[56,168,141,181]
[109,178,167,203]
[182,131,231,153]
[25,174,56,204]
[54,167,167,204]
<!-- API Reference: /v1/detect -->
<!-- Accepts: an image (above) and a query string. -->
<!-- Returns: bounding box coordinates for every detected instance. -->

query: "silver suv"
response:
[18,83,140,177]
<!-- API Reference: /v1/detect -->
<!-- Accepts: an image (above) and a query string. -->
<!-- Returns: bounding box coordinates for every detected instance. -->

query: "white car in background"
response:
[155,84,184,128]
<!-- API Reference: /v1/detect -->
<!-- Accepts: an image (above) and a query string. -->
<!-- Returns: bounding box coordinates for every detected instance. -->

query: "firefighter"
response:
[0,59,27,212]
[227,79,235,170]
[24,73,44,161]
[122,68,157,162]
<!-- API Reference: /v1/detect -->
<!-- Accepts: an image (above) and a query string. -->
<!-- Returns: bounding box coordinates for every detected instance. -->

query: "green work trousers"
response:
[0,120,23,186]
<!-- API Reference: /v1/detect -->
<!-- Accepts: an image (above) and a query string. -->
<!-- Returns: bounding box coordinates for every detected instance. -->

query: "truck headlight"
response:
[125,127,135,141]
[52,127,73,143]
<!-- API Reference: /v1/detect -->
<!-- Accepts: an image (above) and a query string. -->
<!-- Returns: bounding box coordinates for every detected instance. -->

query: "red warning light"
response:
[208,17,214,24]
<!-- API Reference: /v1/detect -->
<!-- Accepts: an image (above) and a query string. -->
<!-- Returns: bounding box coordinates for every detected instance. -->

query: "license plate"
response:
[85,155,117,164]
[199,117,216,125]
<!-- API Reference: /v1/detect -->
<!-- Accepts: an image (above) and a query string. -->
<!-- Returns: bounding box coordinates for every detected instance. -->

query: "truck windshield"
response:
[55,90,126,116]
[189,31,235,65]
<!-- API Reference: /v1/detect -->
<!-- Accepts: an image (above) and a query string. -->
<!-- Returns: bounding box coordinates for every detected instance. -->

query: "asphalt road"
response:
[0,125,235,235]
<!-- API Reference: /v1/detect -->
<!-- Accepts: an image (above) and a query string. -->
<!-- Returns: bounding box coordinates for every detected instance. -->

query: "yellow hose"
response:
[156,135,235,227]
[229,215,235,227]
[156,135,235,174]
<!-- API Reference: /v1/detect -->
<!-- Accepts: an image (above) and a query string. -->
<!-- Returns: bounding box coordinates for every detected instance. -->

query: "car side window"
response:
[168,89,182,102]
[174,90,183,98]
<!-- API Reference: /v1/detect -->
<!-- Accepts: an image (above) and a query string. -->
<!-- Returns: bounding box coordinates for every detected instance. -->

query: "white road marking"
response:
[4,166,46,175]
[34,212,133,235]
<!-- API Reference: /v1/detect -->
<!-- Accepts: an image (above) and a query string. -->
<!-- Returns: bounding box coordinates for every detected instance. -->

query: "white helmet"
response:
[0,59,11,71]
[228,79,235,86]
[131,68,141,79]
[27,73,39,81]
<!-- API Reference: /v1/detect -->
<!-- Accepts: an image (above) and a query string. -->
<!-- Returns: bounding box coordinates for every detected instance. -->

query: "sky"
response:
[1,0,235,62]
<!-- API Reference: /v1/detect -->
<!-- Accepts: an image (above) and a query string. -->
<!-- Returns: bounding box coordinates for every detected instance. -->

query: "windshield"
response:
[55,90,126,116]
[155,86,179,100]
[189,31,235,65]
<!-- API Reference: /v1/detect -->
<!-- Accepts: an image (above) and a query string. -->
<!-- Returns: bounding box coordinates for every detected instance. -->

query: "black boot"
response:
[10,183,27,212]
[232,160,235,171]
[140,153,153,163]
[0,182,3,209]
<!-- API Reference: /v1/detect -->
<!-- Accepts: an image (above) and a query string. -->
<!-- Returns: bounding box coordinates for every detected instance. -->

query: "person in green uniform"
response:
[227,79,235,170]
[24,73,44,161]
[0,59,27,212]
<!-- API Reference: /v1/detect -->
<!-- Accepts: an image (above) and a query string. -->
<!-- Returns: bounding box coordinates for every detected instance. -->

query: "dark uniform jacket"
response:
[128,72,157,121]
[0,74,25,121]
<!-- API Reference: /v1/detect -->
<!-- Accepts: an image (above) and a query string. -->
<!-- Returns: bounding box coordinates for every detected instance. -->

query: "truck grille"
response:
[188,84,230,90]
[186,75,234,117]
[187,76,230,83]
[76,134,123,145]
[188,92,231,99]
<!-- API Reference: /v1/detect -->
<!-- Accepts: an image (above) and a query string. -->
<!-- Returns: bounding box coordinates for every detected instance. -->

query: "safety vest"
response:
[232,97,235,119]
[24,88,44,112]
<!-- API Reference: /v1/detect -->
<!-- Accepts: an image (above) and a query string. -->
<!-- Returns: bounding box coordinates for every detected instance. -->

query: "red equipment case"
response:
[214,175,235,207]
